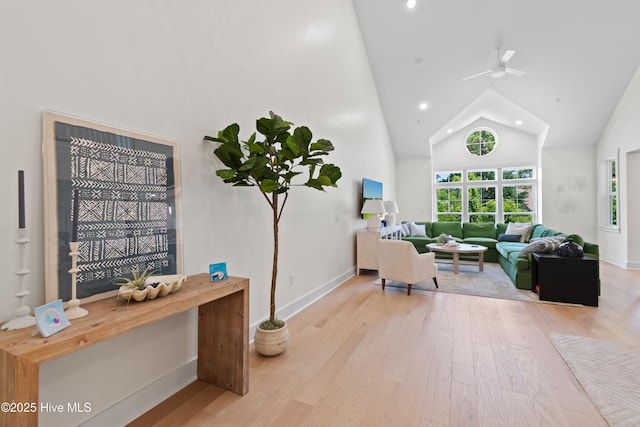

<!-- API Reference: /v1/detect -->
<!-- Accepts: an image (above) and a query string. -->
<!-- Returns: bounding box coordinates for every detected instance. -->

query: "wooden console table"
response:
[0,274,249,427]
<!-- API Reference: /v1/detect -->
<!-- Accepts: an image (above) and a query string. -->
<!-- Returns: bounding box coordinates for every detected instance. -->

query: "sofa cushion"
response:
[496,223,508,235]
[462,237,497,249]
[463,222,497,239]
[408,222,427,237]
[505,222,532,242]
[530,224,546,239]
[432,221,463,239]
[498,233,522,242]
[530,225,560,239]
[496,241,526,259]
[402,236,438,252]
[508,250,530,270]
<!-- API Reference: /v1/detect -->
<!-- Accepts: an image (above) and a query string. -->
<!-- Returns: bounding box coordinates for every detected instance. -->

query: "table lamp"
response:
[383,201,399,226]
[361,199,386,231]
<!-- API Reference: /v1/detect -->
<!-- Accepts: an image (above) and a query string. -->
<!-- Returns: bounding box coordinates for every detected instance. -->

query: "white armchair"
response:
[376,239,438,295]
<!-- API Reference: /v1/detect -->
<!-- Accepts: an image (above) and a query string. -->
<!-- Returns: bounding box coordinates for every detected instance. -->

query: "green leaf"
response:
[285,135,300,156]
[260,179,280,193]
[291,126,312,156]
[310,139,334,152]
[213,144,243,169]
[319,164,342,185]
[305,179,325,191]
[216,169,236,180]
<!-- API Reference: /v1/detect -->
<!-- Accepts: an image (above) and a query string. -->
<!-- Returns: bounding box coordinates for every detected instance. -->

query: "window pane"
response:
[468,170,496,181]
[468,186,496,215]
[469,214,495,223]
[503,185,533,213]
[504,214,533,223]
[437,214,462,222]
[610,195,617,225]
[503,167,534,180]
[435,172,462,183]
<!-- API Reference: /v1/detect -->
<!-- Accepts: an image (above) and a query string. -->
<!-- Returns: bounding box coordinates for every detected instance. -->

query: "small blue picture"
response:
[34,300,71,337]
[209,262,228,281]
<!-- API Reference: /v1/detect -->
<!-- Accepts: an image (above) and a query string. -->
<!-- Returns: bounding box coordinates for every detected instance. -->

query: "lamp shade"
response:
[383,200,399,214]
[361,199,386,215]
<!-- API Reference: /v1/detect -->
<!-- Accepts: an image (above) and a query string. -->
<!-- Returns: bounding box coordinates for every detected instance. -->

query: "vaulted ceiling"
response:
[352,0,640,159]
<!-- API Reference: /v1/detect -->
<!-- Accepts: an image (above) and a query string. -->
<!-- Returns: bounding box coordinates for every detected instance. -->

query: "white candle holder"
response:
[65,241,88,319]
[1,228,36,330]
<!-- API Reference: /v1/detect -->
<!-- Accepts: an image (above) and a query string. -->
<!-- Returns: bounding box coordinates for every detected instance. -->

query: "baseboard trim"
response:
[79,359,197,427]
[600,254,631,269]
[249,267,355,340]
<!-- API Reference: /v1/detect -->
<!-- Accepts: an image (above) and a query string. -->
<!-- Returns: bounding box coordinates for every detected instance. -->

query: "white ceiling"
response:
[352,0,640,159]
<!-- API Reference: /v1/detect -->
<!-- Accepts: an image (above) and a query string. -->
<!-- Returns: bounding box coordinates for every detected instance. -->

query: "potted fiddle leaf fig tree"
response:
[204,111,341,356]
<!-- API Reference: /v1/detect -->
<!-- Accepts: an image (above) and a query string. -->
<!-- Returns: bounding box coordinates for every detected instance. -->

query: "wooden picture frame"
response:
[42,112,183,304]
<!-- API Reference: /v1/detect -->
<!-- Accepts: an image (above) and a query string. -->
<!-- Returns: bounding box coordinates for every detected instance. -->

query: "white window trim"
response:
[600,154,620,231]
[434,166,537,223]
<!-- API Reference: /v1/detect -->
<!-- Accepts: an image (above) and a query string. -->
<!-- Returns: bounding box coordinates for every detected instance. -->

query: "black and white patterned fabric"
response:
[55,122,178,300]
[518,236,565,257]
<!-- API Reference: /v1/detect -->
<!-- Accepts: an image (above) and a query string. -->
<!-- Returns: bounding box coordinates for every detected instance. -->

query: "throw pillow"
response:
[400,223,410,237]
[408,222,427,237]
[505,222,533,243]
[498,233,522,242]
[518,236,565,257]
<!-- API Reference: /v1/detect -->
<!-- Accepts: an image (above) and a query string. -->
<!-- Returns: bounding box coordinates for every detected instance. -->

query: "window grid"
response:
[607,159,617,226]
[434,167,536,223]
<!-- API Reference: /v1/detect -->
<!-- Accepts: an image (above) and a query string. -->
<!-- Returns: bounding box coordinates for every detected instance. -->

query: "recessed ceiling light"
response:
[406,0,416,9]
[419,102,428,110]
[447,128,453,133]
[515,120,523,125]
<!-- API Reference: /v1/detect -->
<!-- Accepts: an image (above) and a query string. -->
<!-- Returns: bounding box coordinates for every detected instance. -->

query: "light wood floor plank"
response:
[130,261,637,426]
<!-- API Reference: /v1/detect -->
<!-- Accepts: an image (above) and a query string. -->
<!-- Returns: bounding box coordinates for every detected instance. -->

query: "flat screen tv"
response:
[362,178,383,218]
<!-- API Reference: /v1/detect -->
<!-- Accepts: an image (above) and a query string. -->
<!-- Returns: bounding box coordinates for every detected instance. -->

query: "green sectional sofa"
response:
[401,221,599,290]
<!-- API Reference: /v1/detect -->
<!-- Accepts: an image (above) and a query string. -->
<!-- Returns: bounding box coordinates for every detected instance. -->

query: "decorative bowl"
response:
[118,274,186,303]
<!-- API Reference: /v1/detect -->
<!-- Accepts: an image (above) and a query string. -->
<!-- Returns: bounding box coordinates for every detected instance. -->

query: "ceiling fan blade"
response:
[462,69,492,81]
[505,67,526,77]
[500,49,515,63]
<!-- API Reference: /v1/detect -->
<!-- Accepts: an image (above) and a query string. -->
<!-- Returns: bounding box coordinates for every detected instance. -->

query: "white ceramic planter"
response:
[254,322,289,356]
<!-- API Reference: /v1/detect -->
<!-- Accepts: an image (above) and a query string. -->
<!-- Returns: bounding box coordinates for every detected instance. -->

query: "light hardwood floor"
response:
[130,261,640,426]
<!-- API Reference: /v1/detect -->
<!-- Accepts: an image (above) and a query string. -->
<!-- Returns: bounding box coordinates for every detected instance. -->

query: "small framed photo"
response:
[34,300,71,337]
[209,262,228,281]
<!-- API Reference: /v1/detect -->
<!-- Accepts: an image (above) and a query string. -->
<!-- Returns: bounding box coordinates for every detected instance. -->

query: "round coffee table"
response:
[426,243,488,274]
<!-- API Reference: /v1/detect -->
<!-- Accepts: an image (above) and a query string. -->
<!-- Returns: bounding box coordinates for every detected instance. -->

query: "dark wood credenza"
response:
[0,274,249,427]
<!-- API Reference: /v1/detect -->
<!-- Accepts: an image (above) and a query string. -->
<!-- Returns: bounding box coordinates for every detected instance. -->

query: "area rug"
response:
[548,333,640,427]
[375,262,540,303]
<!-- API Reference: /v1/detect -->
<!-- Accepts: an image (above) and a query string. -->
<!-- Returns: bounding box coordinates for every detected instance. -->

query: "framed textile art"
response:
[42,112,183,304]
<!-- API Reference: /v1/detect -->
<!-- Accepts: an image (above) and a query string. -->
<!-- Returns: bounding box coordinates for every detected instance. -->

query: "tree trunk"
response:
[270,193,278,324]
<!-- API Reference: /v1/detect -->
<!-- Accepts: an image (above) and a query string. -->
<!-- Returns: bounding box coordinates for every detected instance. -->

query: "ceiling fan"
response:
[462,49,527,81]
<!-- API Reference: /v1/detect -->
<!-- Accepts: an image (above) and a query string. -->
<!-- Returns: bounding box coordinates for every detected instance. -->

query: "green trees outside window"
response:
[465,128,497,156]
[435,167,535,223]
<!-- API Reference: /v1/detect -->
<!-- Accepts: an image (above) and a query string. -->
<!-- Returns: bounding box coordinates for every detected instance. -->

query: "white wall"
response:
[597,65,640,268]
[0,1,396,425]
[540,147,597,243]
[396,157,431,221]
[432,119,538,172]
